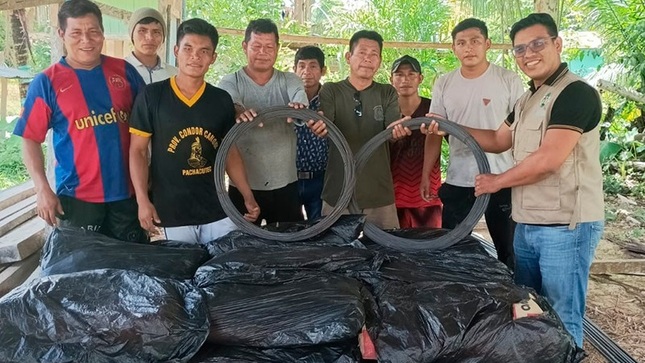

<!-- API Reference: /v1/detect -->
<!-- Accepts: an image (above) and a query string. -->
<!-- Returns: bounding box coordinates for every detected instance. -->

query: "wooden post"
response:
[0,78,7,122]
[292,0,312,25]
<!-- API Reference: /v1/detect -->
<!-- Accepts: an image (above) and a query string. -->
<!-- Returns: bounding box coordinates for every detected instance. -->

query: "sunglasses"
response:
[353,92,362,117]
[512,36,557,57]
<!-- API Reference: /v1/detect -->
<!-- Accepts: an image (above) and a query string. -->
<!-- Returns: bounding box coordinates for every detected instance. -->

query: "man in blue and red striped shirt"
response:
[13,0,147,242]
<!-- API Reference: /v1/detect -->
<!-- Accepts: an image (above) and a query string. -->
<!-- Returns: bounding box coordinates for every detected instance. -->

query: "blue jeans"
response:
[514,221,604,347]
[298,173,324,220]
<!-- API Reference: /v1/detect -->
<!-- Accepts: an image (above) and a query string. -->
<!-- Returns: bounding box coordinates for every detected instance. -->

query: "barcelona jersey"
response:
[13,56,145,203]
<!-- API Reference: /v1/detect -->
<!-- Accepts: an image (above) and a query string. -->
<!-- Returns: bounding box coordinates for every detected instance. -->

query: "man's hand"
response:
[474,173,501,196]
[306,119,327,138]
[36,188,63,226]
[420,119,448,137]
[137,199,161,235]
[420,178,434,202]
[243,198,261,222]
[236,108,260,125]
[387,116,412,141]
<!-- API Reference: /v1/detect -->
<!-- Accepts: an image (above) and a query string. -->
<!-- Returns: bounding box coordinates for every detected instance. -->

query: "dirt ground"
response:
[583,195,645,362]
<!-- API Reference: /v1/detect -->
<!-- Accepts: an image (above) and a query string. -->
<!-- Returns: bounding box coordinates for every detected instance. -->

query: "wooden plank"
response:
[0,180,35,211]
[96,2,131,21]
[590,259,645,275]
[0,0,60,11]
[217,27,513,50]
[0,199,37,237]
[0,217,45,263]
[0,194,36,221]
[0,250,39,298]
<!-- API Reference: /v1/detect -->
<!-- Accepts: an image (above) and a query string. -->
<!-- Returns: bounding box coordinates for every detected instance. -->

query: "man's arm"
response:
[420,135,442,201]
[22,139,62,226]
[475,128,581,196]
[129,134,159,232]
[225,145,260,222]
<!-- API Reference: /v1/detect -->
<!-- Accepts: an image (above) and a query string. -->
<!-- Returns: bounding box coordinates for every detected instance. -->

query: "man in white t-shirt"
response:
[423,18,524,269]
[125,7,177,84]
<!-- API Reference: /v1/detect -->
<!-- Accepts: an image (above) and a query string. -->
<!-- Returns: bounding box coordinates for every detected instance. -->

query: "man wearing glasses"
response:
[423,18,524,269]
[426,13,604,348]
[319,30,402,229]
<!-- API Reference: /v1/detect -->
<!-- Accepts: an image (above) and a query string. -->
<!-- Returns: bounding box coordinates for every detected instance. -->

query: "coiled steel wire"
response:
[214,106,355,241]
[352,116,490,251]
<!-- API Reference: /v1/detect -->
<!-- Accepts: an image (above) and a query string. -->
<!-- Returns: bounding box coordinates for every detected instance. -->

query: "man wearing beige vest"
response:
[425,13,603,348]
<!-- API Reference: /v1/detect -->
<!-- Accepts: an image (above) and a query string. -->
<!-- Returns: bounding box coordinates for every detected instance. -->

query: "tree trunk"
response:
[534,0,558,20]
[9,8,32,99]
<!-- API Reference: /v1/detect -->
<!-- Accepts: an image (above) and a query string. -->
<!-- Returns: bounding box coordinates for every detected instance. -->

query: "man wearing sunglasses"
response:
[424,18,524,269]
[425,13,603,348]
[319,30,402,229]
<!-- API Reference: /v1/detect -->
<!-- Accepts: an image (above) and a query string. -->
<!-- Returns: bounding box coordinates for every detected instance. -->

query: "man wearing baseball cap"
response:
[390,55,442,228]
[126,7,177,84]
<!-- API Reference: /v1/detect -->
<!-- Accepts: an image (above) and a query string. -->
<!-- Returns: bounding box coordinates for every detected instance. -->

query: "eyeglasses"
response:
[353,92,362,117]
[512,36,557,57]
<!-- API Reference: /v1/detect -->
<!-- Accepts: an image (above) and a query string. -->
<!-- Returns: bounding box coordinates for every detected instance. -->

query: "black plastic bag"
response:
[370,280,582,363]
[359,230,582,363]
[189,341,360,363]
[202,271,368,347]
[194,245,383,288]
[0,268,209,363]
[41,227,210,279]
[204,215,366,257]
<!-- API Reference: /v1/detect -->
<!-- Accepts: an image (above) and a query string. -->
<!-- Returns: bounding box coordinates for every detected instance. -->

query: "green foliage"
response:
[0,120,29,190]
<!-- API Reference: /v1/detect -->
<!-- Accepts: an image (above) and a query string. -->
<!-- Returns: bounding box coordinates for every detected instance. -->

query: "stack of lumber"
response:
[0,181,45,297]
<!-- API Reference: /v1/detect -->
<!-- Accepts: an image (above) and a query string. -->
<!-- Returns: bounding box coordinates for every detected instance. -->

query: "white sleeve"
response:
[428,75,447,117]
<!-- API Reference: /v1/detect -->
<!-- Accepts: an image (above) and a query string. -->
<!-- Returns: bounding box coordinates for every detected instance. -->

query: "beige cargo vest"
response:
[510,68,604,228]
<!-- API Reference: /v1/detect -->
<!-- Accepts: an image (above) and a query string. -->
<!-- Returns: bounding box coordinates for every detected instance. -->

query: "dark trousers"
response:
[438,183,515,270]
[229,181,304,225]
[58,195,148,243]
[297,172,324,220]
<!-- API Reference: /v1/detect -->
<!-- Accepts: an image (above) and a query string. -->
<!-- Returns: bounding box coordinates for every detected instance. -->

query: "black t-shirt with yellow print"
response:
[130,77,235,227]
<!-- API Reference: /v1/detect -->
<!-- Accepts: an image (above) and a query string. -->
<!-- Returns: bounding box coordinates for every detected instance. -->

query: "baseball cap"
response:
[391,55,422,74]
[128,7,166,42]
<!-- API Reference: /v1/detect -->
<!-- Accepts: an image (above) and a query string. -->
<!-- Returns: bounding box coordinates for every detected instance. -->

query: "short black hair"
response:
[294,46,325,68]
[58,0,103,32]
[451,18,488,40]
[244,18,279,44]
[349,30,384,55]
[509,13,558,44]
[177,18,219,50]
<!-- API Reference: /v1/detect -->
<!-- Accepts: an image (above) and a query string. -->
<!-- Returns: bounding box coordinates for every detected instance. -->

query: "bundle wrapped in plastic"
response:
[202,270,371,348]
[41,227,210,280]
[361,230,583,363]
[189,341,360,363]
[204,215,366,257]
[0,269,209,363]
[194,245,383,287]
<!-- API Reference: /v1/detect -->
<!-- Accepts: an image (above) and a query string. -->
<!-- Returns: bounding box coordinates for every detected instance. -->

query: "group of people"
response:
[12,0,603,349]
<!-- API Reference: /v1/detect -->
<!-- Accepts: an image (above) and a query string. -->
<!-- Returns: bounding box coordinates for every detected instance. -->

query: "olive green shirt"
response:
[319,78,400,209]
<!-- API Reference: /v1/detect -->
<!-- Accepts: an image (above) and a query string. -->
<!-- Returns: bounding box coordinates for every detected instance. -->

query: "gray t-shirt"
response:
[219,68,308,190]
[430,63,524,186]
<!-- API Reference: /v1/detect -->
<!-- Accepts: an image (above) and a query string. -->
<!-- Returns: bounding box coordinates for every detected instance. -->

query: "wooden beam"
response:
[96,3,132,21]
[597,79,645,104]
[0,217,45,264]
[0,0,60,11]
[590,259,645,275]
[217,27,513,50]
[0,250,39,297]
[0,180,34,212]
[0,196,36,237]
